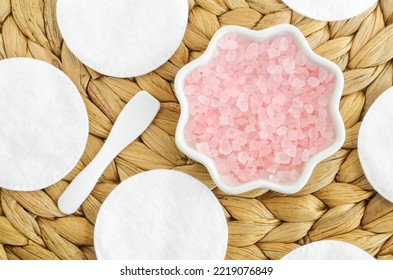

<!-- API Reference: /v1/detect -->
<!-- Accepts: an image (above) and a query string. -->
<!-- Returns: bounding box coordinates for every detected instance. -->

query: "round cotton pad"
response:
[56,0,189,78]
[358,87,393,203]
[0,58,88,191]
[282,240,374,260]
[94,170,228,260]
[282,0,377,21]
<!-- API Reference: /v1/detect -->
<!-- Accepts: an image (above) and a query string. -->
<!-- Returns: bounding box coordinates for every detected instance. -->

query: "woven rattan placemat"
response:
[1,0,393,260]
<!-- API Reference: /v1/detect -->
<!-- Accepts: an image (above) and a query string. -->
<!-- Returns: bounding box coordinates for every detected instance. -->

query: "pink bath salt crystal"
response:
[193,122,207,135]
[277,171,291,182]
[267,103,280,118]
[309,127,319,141]
[239,76,247,85]
[245,65,254,73]
[289,170,298,181]
[308,115,318,124]
[280,138,291,150]
[302,149,310,162]
[226,128,239,139]
[279,36,290,51]
[306,60,318,71]
[316,85,327,95]
[256,77,268,94]
[247,42,259,57]
[222,87,240,97]
[267,77,281,91]
[271,37,282,49]
[322,130,335,141]
[226,50,237,62]
[304,103,314,114]
[272,93,287,106]
[284,144,297,158]
[309,147,317,156]
[216,161,228,174]
[257,107,268,122]
[275,152,291,164]
[288,130,298,141]
[206,126,215,134]
[269,174,280,183]
[221,174,239,186]
[219,104,231,115]
[199,64,210,76]
[245,124,256,133]
[196,142,210,154]
[259,128,269,139]
[292,97,303,108]
[236,92,249,112]
[318,108,328,120]
[210,136,220,150]
[292,152,303,166]
[220,92,231,103]
[268,48,280,58]
[231,138,242,151]
[307,76,320,88]
[204,76,219,88]
[216,64,225,73]
[270,114,286,127]
[317,95,329,107]
[206,114,217,125]
[244,84,259,95]
[326,72,335,83]
[289,106,301,119]
[219,115,230,126]
[250,96,262,113]
[291,77,306,87]
[282,56,296,74]
[316,121,327,132]
[271,74,283,83]
[184,85,197,96]
[318,68,328,82]
[295,51,307,66]
[210,99,220,108]
[238,151,249,164]
[203,87,214,97]
[197,95,210,105]
[219,137,232,156]
[297,131,306,140]
[237,171,250,182]
[194,114,206,124]
[221,39,239,50]
[267,64,283,75]
[251,60,260,70]
[249,140,261,151]
[277,126,287,136]
[316,137,326,147]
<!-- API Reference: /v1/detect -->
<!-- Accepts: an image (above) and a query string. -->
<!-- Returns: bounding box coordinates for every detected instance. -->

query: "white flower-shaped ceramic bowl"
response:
[175,24,345,195]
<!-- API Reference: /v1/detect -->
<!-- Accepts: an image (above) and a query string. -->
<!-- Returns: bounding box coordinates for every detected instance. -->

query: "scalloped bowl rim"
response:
[175,24,345,195]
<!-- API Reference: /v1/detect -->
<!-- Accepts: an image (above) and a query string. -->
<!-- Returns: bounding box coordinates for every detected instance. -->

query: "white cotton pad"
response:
[56,0,189,78]
[282,0,377,21]
[0,58,88,191]
[358,87,393,203]
[94,170,228,260]
[282,240,374,260]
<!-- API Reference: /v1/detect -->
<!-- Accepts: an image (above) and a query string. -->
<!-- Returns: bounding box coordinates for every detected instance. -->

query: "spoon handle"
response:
[58,91,160,214]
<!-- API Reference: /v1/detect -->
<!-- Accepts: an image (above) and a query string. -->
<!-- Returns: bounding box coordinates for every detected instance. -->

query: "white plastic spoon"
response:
[58,91,160,214]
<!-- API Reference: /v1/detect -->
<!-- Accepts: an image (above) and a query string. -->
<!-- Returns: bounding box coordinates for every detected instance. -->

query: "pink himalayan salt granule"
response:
[183,33,336,186]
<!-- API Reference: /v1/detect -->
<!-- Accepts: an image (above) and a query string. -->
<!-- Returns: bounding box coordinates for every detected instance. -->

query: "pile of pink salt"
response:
[183,33,336,186]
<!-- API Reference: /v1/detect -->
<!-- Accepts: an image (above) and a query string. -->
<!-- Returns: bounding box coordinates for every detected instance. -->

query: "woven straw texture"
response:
[1,0,393,260]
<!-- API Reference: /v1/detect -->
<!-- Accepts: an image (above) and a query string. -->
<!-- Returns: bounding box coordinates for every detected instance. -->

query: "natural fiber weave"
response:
[1,0,393,260]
